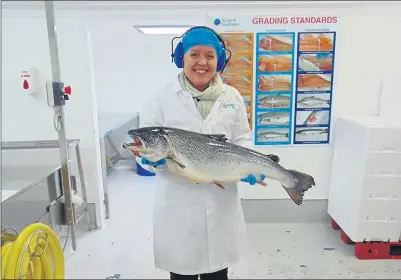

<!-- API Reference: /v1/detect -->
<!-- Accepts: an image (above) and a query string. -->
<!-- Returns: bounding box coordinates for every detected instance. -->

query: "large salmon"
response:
[123,126,315,205]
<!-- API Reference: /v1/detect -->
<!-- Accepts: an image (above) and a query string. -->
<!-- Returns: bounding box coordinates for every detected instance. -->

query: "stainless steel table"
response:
[98,112,140,219]
[1,140,92,251]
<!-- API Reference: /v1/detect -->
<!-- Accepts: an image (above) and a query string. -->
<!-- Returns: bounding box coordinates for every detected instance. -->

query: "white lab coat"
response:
[139,74,252,275]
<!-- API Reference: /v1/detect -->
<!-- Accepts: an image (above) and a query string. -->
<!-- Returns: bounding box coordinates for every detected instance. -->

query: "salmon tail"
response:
[282,170,315,205]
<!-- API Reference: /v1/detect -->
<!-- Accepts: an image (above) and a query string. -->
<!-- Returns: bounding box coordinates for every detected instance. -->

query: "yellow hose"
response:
[1,223,65,279]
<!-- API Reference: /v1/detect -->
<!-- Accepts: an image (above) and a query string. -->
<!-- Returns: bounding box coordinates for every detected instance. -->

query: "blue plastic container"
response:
[136,158,155,177]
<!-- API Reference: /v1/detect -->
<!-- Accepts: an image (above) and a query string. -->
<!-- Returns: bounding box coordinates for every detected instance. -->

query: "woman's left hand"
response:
[241,174,266,186]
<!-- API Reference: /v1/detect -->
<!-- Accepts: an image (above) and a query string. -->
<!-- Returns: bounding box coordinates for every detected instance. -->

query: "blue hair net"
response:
[182,28,223,57]
[172,27,228,71]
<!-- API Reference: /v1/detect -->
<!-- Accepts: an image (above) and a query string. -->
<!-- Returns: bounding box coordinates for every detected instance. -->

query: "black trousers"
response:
[170,268,228,280]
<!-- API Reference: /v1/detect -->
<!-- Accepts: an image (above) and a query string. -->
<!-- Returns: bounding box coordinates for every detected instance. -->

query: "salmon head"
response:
[124,127,170,162]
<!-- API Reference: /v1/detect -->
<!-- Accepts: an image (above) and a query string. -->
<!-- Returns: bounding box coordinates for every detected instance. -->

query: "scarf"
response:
[178,71,223,120]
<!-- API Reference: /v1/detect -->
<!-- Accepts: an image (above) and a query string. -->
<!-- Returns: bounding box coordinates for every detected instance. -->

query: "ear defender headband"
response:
[171,26,232,73]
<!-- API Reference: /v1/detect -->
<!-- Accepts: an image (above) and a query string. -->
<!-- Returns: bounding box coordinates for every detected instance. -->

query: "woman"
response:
[139,26,267,280]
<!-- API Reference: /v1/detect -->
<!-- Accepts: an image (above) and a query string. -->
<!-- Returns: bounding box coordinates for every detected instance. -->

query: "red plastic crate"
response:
[355,241,401,260]
[329,217,401,259]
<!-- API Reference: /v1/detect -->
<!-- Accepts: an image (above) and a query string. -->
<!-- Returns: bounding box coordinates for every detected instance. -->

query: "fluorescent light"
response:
[134,25,193,35]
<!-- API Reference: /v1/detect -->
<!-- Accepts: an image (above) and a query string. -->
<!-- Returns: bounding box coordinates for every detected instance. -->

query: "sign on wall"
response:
[209,15,339,146]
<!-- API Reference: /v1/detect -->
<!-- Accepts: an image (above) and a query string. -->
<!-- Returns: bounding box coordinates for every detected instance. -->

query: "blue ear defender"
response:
[171,26,232,73]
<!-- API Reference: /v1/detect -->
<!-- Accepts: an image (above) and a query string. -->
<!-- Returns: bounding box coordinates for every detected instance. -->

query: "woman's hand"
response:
[239,154,279,186]
[141,158,167,167]
[241,174,266,186]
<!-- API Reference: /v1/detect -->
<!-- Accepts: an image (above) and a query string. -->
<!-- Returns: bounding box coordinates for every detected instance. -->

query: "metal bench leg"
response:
[75,145,93,230]
[100,137,111,219]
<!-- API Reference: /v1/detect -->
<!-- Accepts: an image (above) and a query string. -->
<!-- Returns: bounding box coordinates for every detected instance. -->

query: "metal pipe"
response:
[44,1,77,251]
[75,144,93,230]
[1,139,80,150]
[99,138,111,219]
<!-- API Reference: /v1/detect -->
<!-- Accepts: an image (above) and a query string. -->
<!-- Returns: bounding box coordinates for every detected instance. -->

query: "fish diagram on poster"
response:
[294,32,336,144]
[255,32,295,146]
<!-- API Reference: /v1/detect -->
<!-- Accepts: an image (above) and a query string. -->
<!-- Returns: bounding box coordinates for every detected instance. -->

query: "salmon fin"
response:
[282,186,305,205]
[256,180,268,187]
[205,134,229,143]
[213,181,225,189]
[288,170,316,187]
[267,154,280,163]
[283,169,315,205]
[166,157,185,169]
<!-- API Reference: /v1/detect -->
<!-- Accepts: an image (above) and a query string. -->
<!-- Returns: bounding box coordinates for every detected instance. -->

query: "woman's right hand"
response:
[141,157,167,167]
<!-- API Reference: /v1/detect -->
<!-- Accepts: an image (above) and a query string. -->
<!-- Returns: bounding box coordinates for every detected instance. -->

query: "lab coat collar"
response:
[172,73,228,96]
[173,75,183,93]
[172,74,229,123]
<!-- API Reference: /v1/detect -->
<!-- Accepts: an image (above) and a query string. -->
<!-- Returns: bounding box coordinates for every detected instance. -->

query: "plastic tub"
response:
[135,157,155,177]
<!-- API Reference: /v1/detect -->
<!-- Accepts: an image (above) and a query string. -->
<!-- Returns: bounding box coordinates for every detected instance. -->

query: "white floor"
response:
[64,161,401,279]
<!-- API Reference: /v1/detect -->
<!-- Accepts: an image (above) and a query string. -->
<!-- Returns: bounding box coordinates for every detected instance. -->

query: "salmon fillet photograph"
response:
[258,54,293,72]
[221,74,252,93]
[221,33,253,53]
[299,33,334,52]
[297,74,332,91]
[258,75,292,92]
[224,54,252,73]
[298,53,333,72]
[258,34,294,52]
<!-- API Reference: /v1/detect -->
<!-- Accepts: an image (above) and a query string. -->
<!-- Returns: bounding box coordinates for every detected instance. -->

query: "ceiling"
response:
[3,1,400,11]
[2,1,400,19]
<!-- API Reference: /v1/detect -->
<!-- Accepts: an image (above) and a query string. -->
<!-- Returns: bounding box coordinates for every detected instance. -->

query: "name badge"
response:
[222,103,236,109]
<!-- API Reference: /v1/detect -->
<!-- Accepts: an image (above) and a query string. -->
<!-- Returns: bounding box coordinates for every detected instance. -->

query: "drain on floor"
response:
[106,273,121,279]
[322,247,335,251]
